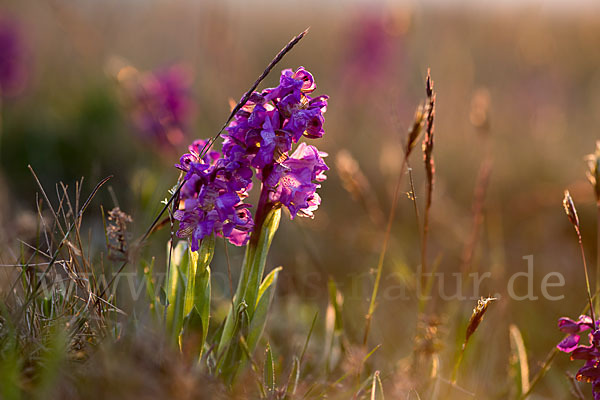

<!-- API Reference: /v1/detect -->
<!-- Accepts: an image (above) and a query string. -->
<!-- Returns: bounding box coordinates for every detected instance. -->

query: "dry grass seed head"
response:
[422,69,436,196]
[465,296,496,345]
[562,190,580,231]
[107,207,133,262]
[405,105,426,156]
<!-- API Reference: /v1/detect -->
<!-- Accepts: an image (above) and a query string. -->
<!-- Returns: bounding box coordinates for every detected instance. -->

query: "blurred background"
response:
[2,0,600,397]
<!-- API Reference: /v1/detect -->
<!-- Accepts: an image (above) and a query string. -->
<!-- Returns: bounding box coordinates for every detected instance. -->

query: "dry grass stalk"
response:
[420,69,435,289]
[563,190,580,231]
[461,90,493,276]
[363,98,426,346]
[562,190,596,325]
[406,105,426,156]
[107,207,133,262]
[586,142,600,312]
[451,297,496,384]
[509,324,530,396]
[465,297,495,345]
[461,159,493,274]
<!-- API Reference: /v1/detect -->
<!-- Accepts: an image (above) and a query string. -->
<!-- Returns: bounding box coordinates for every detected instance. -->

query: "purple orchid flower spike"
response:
[202,63,329,383]
[557,315,600,397]
[174,66,329,249]
[174,141,254,249]
[221,66,328,179]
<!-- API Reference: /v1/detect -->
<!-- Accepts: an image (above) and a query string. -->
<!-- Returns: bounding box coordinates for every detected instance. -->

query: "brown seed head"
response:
[405,104,426,156]
[422,74,436,201]
[465,297,496,345]
[562,190,580,230]
[107,207,133,261]
[426,68,434,98]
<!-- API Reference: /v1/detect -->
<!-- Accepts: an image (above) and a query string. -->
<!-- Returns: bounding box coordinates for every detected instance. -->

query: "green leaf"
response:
[33,327,67,399]
[166,240,191,345]
[184,235,214,317]
[181,307,204,359]
[217,208,281,357]
[244,208,281,319]
[194,235,213,356]
[159,287,168,307]
[183,247,198,318]
[0,322,22,400]
[141,258,161,319]
[181,235,214,359]
[264,343,275,393]
[247,267,281,353]
[284,356,300,399]
[218,267,281,386]
[216,301,250,383]
[165,236,214,353]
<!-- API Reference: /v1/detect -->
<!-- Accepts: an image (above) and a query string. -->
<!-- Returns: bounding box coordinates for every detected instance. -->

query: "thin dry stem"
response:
[597,203,600,312]
[363,158,409,346]
[363,104,426,346]
[21,171,112,313]
[563,190,596,325]
[451,297,496,384]
[588,142,600,312]
[461,159,493,274]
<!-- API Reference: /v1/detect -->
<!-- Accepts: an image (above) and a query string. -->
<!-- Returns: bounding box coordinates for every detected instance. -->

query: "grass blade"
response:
[509,324,530,397]
[370,370,384,400]
[165,240,190,346]
[264,342,275,393]
[285,356,300,399]
[247,266,282,353]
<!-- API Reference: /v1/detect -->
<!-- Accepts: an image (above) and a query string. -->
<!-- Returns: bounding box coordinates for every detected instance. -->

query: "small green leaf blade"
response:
[247,267,281,353]
[264,343,275,393]
[166,240,190,345]
[284,356,300,399]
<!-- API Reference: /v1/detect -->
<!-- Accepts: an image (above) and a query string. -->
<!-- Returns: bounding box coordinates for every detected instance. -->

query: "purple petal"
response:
[557,334,580,353]
[559,317,592,334]
[578,361,600,383]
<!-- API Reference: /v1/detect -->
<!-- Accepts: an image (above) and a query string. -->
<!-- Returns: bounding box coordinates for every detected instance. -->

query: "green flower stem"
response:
[217,185,281,382]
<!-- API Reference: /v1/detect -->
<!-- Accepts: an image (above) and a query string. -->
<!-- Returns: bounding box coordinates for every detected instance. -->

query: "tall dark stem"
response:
[596,202,600,312]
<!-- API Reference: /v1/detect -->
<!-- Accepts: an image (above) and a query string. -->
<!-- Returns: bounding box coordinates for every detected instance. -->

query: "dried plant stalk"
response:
[363,100,426,346]
[451,297,496,383]
[563,190,596,325]
[420,69,436,289]
[586,142,600,312]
